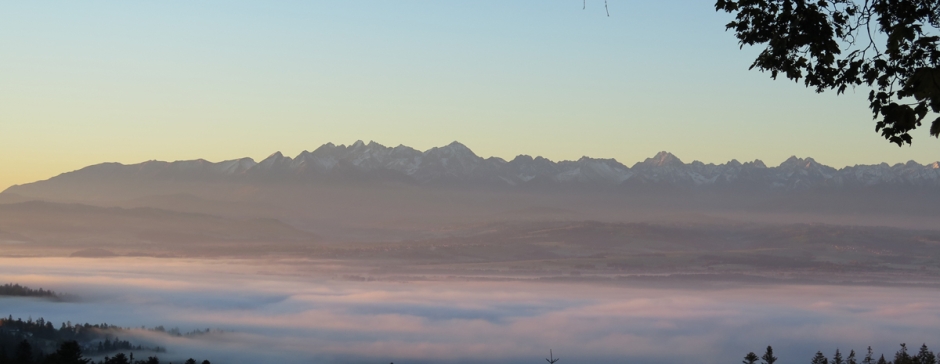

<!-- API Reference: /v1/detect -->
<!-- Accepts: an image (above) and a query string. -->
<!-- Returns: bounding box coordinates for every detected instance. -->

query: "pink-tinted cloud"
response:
[1,257,939,364]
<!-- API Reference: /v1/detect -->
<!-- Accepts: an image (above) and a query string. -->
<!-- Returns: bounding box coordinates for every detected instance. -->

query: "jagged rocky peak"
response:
[507,155,559,177]
[574,156,628,170]
[392,144,415,151]
[339,140,375,155]
[261,151,287,162]
[434,141,473,153]
[310,142,338,154]
[256,151,293,170]
[639,151,684,167]
[509,155,556,165]
[510,155,535,163]
[424,141,480,160]
[346,139,388,153]
[778,156,824,169]
[745,159,767,168]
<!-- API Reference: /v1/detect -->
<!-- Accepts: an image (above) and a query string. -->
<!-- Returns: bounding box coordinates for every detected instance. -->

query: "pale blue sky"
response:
[2,1,938,189]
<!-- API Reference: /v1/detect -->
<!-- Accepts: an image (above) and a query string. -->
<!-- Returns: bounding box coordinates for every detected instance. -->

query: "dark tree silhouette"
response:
[716,0,940,145]
[0,284,57,298]
[545,350,560,364]
[834,349,845,364]
[896,343,913,364]
[13,341,31,364]
[744,351,761,364]
[45,341,90,364]
[812,351,830,364]
[877,354,889,364]
[864,347,875,364]
[916,343,937,364]
[102,353,130,364]
[848,349,858,364]
[763,346,778,364]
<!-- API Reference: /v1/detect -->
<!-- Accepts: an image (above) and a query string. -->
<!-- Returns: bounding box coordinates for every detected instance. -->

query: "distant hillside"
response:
[0,201,319,256]
[308,220,940,285]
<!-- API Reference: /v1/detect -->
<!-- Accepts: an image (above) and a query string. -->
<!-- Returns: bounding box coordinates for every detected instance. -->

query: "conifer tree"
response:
[813,351,830,364]
[877,354,888,364]
[916,343,937,364]
[834,349,845,364]
[848,349,858,364]
[897,343,913,364]
[744,352,760,364]
[48,341,91,364]
[103,353,130,364]
[864,347,875,364]
[763,346,778,364]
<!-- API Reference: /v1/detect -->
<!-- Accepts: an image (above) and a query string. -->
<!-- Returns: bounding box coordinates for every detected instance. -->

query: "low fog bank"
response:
[1,257,939,364]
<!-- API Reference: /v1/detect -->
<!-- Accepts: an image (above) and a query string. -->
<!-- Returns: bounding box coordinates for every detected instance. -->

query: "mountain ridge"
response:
[4,141,940,195]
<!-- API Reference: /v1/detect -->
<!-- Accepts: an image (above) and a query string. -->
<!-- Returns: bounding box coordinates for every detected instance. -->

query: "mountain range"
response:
[4,140,940,236]
[5,141,940,192]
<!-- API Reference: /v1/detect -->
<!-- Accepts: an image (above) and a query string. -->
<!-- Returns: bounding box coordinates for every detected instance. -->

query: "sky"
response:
[2,0,940,191]
[4,257,940,364]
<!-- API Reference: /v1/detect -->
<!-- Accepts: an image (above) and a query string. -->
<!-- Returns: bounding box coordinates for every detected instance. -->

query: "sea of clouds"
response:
[1,257,939,364]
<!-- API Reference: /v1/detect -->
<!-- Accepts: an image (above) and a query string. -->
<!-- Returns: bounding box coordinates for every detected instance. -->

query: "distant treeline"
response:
[0,316,166,354]
[146,327,212,338]
[743,344,939,364]
[0,284,56,298]
[1,340,209,364]
[0,316,211,364]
